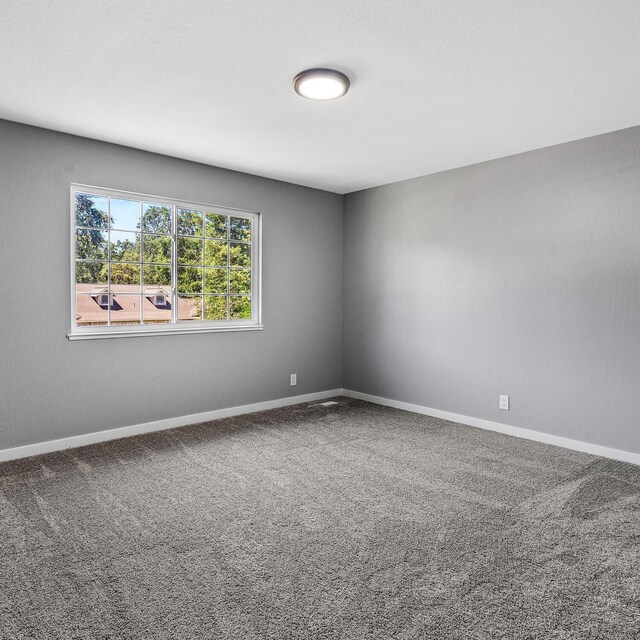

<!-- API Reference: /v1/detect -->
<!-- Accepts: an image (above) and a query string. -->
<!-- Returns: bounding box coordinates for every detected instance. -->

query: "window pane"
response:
[143,234,172,264]
[75,293,108,326]
[204,240,228,266]
[143,290,171,325]
[230,296,251,319]
[229,269,251,294]
[177,237,203,265]
[75,265,109,325]
[76,261,108,286]
[76,193,109,229]
[204,268,227,294]
[76,228,108,260]
[111,198,141,231]
[143,264,171,287]
[177,208,203,236]
[110,264,141,291]
[110,294,142,325]
[178,295,202,321]
[178,267,202,293]
[204,296,227,320]
[110,231,140,262]
[142,203,172,234]
[230,217,251,242]
[230,242,250,267]
[205,213,228,239]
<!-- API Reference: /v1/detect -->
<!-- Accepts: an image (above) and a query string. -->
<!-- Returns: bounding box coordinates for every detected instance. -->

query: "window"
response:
[150,291,167,306]
[69,184,261,340]
[91,289,109,307]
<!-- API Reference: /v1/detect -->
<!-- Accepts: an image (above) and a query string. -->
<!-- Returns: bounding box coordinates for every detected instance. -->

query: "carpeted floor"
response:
[1,398,639,639]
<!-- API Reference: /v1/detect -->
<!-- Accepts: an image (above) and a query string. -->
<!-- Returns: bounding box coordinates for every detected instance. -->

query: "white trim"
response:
[343,389,640,467]
[69,183,261,216]
[0,389,343,463]
[4,387,638,467]
[68,324,264,340]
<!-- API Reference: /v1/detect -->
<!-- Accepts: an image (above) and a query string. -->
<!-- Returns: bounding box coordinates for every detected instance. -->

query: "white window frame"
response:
[68,184,263,340]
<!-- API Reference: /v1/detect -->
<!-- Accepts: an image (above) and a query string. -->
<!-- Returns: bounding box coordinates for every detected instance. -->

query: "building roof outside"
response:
[75,284,199,324]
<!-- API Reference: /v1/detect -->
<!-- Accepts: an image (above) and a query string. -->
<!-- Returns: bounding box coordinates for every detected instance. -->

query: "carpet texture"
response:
[1,398,639,639]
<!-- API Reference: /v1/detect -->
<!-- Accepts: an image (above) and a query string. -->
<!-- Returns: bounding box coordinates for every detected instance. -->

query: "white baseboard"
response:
[4,387,638,468]
[0,389,343,463]
[343,389,640,467]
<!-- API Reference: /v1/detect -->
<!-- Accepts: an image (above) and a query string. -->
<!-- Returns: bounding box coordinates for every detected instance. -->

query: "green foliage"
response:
[110,237,139,262]
[144,235,172,263]
[230,217,251,241]
[143,205,172,234]
[205,213,228,238]
[76,228,108,260]
[230,296,251,319]
[229,269,250,294]
[144,265,171,286]
[177,237,203,265]
[76,194,109,228]
[75,195,110,263]
[204,268,227,294]
[177,208,203,235]
[204,296,227,320]
[230,242,250,267]
[109,263,140,284]
[76,261,107,285]
[205,240,228,266]
[178,267,202,293]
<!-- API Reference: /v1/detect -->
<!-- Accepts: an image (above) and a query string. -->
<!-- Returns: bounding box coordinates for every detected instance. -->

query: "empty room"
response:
[1,1,639,638]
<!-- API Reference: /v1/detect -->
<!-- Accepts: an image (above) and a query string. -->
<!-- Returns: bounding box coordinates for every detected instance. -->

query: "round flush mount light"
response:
[293,68,350,101]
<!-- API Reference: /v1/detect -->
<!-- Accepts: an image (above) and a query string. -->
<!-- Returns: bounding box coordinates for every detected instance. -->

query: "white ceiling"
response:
[1,1,639,194]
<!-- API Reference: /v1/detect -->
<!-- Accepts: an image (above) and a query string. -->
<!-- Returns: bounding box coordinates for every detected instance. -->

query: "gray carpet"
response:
[1,398,639,639]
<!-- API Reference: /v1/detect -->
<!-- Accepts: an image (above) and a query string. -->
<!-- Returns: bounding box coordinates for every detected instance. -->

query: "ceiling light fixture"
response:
[293,68,350,101]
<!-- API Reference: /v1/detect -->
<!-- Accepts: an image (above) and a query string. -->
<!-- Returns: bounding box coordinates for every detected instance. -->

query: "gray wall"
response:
[3,118,639,455]
[344,127,640,454]
[0,119,343,449]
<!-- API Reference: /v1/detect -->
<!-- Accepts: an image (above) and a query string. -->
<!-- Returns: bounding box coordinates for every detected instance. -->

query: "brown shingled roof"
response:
[75,284,199,325]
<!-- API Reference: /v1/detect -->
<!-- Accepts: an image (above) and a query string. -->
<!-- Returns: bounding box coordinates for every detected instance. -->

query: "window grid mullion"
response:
[140,227,144,324]
[201,218,205,320]
[137,202,142,326]
[172,205,178,325]
[107,197,112,326]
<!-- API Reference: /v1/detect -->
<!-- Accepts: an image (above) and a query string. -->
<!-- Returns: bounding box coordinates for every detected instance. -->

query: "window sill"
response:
[67,324,264,341]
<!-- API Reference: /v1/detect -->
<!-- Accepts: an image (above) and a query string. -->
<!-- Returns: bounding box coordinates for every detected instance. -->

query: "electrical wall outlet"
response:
[290,374,297,386]
[499,395,510,411]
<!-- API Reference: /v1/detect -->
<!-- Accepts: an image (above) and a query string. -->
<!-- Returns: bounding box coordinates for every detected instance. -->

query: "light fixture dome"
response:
[293,68,350,101]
